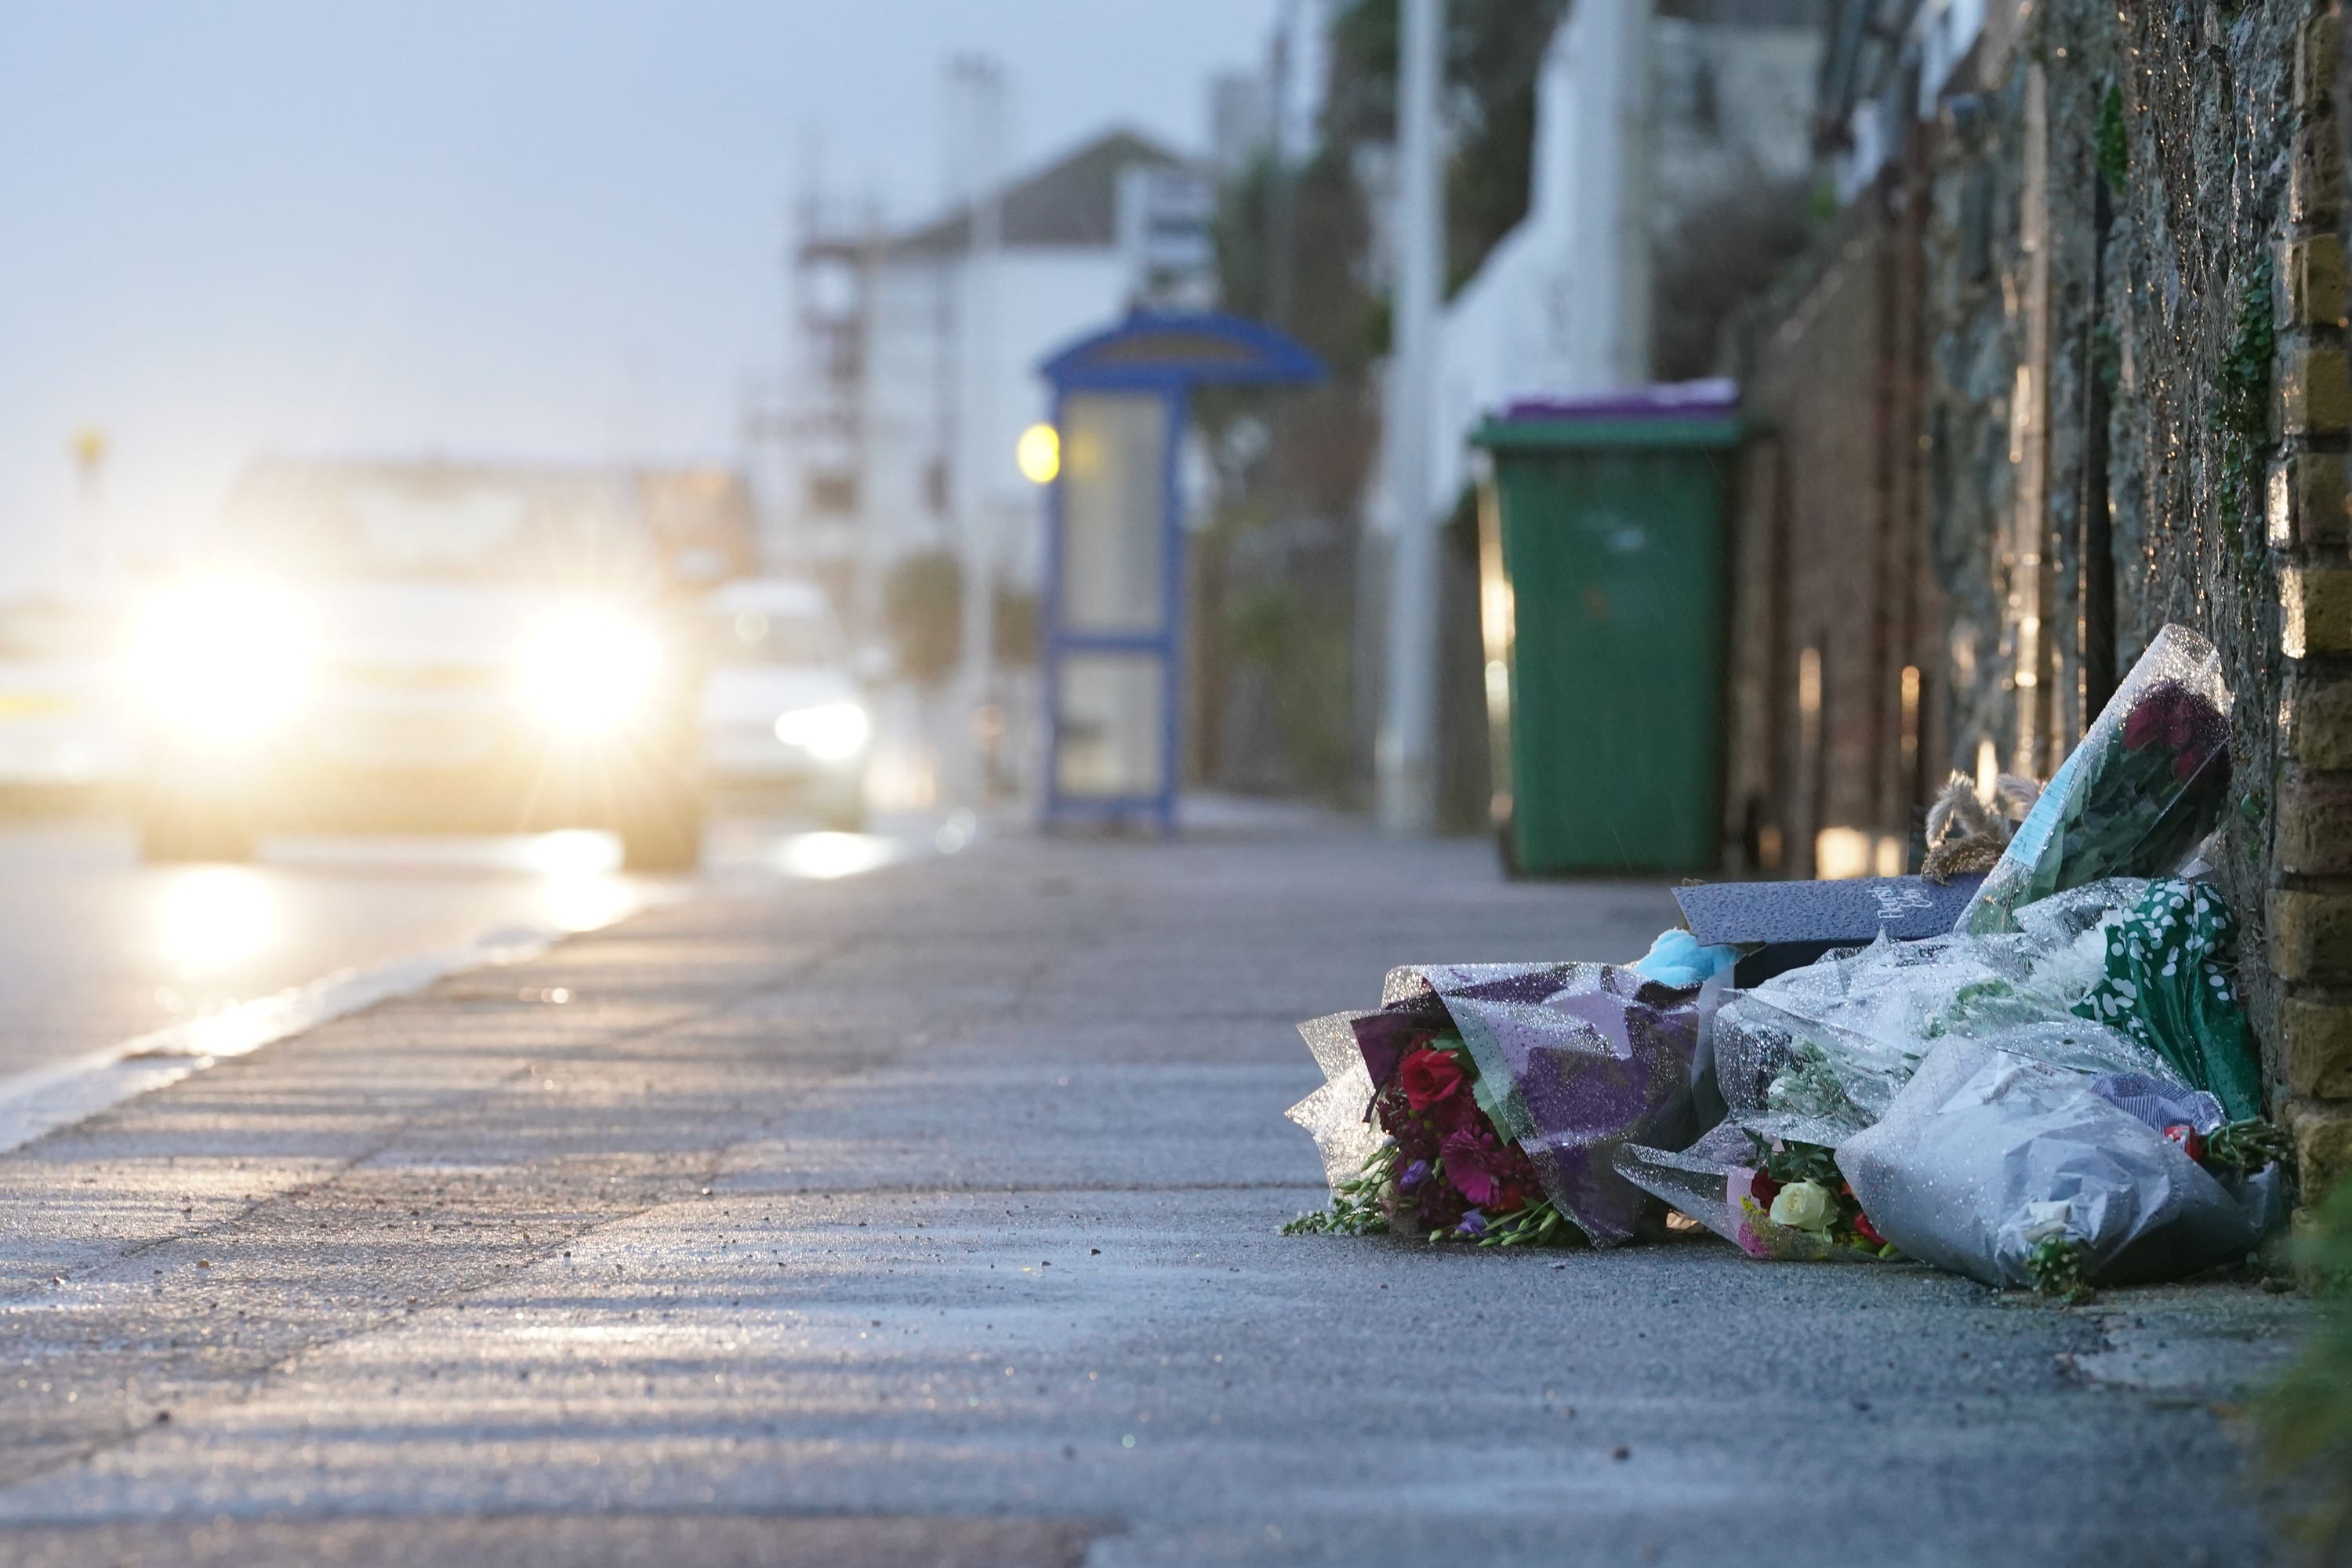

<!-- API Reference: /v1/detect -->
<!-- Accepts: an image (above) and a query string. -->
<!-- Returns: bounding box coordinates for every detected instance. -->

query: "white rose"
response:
[1768,1180,1834,1232]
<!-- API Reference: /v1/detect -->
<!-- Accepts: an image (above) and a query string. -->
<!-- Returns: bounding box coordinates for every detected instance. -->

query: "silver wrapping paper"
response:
[1835,1037,2262,1288]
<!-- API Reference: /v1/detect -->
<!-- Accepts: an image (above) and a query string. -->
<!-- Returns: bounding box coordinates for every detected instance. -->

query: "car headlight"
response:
[773,699,869,761]
[517,609,662,735]
[131,580,311,739]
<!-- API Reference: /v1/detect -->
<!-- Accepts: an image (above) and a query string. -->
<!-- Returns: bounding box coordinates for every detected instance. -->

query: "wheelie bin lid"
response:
[1472,379,1744,451]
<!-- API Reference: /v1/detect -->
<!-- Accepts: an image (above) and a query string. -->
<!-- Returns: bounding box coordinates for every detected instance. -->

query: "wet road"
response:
[0,811,926,1088]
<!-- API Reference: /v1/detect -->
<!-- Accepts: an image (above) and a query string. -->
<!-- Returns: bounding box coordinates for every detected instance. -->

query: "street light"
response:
[1016,422,1061,485]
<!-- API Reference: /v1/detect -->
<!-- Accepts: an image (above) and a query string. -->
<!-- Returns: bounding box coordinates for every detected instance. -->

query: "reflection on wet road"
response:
[0,812,934,1088]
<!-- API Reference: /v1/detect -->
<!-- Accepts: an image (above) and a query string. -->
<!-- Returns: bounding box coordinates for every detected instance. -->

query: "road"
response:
[0,810,926,1087]
[0,822,2310,1566]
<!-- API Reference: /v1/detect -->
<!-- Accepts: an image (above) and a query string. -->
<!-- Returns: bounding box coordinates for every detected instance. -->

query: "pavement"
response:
[0,820,2318,1566]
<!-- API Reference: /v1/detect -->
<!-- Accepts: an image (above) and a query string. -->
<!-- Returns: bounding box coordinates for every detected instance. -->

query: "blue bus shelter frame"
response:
[1036,310,1322,833]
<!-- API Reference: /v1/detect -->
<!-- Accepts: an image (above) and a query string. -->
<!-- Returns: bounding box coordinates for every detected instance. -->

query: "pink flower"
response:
[1440,1127,1514,1207]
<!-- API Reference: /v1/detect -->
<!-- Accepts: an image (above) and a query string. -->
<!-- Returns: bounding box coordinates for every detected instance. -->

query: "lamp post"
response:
[1376,0,1446,835]
[71,426,110,580]
[953,55,1007,809]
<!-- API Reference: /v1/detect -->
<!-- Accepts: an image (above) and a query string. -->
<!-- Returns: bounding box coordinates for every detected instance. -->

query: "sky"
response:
[0,0,1280,579]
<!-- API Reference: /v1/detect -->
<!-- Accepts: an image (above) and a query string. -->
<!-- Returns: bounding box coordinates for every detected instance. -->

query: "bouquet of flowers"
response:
[1285,962,1710,1247]
[2072,878,2264,1121]
[1737,1131,1899,1259]
[1287,1028,1570,1245]
[1837,1038,2277,1294]
[1960,625,2231,935]
[1615,1120,1894,1262]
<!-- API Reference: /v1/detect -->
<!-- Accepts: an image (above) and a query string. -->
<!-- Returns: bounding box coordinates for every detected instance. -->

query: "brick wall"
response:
[1724,158,1940,878]
[2282,4,2352,1197]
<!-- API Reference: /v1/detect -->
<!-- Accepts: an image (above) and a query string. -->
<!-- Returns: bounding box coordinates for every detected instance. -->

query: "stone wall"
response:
[1946,0,2352,1197]
[1740,0,2352,1199]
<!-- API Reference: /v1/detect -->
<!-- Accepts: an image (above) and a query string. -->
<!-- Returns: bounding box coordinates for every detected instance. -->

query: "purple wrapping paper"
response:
[1287,963,1707,1246]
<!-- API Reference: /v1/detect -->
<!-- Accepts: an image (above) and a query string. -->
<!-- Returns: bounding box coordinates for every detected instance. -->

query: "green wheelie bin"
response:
[1469,385,1742,875]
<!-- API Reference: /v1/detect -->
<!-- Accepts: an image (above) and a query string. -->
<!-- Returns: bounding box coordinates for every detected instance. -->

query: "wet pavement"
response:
[0,813,928,1149]
[0,822,2314,1566]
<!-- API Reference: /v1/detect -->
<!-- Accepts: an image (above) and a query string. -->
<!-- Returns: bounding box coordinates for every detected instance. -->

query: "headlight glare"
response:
[518,610,662,735]
[773,699,869,760]
[132,580,310,739]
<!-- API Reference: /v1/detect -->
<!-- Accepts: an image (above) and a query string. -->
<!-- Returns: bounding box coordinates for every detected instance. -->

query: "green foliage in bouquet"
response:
[2024,1236,2094,1305]
[1283,1142,1396,1236]
[1762,1041,1859,1122]
[1471,1198,1577,1248]
[2051,681,2229,891]
[1741,1133,1900,1259]
[1921,978,2034,1039]
[2203,1118,2290,1175]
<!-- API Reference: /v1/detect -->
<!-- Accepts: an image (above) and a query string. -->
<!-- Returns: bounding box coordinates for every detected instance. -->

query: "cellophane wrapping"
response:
[1958,624,2231,936]
[1835,1037,2266,1288]
[1286,963,1707,1246]
[1615,1117,1882,1261]
[1711,880,2184,1134]
[1615,881,2194,1259]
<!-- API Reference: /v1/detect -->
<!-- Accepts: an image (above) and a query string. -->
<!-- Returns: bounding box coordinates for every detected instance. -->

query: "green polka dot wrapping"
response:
[2071,878,2262,1122]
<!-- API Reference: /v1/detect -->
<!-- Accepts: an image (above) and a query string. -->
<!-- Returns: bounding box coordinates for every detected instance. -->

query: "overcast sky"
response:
[0,0,1280,576]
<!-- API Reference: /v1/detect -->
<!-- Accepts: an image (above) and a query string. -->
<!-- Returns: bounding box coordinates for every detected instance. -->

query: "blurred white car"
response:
[132,460,706,869]
[0,591,136,793]
[700,579,869,829]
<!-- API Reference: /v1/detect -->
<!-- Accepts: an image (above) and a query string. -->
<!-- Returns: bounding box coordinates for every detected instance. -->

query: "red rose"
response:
[1749,1170,1782,1207]
[2123,685,2185,753]
[1400,1047,1465,1111]
[1852,1208,1886,1248]
[2122,682,2228,786]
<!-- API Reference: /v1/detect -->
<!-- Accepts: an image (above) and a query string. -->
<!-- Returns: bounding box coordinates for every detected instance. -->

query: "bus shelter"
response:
[1035,310,1322,833]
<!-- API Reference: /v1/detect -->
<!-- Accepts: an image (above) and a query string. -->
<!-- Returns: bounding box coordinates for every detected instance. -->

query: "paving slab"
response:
[0,826,2314,1566]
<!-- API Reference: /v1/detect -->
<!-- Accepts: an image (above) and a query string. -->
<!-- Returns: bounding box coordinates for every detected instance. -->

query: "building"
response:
[1356,0,1821,826]
[771,129,1218,636]
[1393,0,1824,528]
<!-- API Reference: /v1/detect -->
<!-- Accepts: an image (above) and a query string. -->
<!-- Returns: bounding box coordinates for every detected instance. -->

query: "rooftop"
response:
[891,128,1195,256]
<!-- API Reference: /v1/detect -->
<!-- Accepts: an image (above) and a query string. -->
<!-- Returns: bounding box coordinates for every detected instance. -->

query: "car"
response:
[699,578,869,829]
[0,590,137,797]
[132,459,706,870]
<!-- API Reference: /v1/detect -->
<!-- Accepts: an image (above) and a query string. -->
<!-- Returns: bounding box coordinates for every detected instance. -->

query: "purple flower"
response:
[1399,1159,1431,1193]
[1454,1210,1488,1237]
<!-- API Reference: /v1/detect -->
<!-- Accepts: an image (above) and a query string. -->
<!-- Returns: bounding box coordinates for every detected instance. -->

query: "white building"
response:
[773,130,1216,623]
[1383,0,1824,528]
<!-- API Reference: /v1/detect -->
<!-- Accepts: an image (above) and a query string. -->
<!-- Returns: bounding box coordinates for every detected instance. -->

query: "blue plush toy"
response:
[1628,927,1738,989]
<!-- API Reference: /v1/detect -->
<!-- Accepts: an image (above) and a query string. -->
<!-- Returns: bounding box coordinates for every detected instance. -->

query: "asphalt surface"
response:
[0,811,910,1085]
[0,822,2316,1566]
